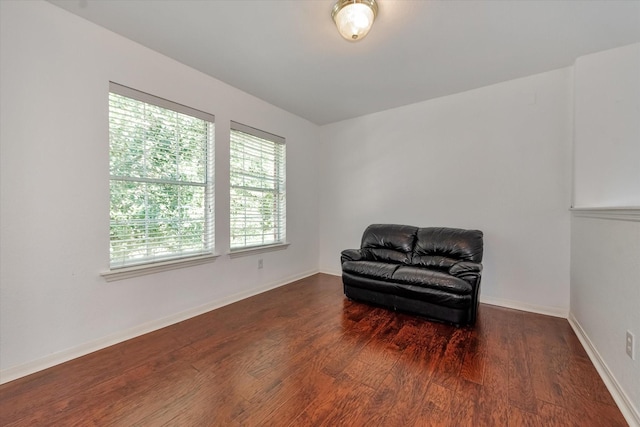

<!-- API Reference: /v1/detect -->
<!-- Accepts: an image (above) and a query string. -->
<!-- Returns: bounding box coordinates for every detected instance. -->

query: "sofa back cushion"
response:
[412,227,483,269]
[361,224,418,264]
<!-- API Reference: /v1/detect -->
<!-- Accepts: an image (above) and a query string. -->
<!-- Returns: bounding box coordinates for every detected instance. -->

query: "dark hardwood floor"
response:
[0,273,627,426]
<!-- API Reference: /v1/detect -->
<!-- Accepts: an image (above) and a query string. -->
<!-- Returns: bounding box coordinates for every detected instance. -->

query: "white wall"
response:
[570,215,640,423]
[573,43,640,208]
[318,69,573,315]
[570,44,640,424]
[0,1,319,376]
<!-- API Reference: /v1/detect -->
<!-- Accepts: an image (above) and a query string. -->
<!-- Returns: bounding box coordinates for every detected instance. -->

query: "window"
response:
[230,122,286,250]
[108,83,214,269]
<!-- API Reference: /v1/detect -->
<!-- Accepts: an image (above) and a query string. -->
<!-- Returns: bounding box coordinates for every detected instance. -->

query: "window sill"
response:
[228,242,290,258]
[101,253,219,282]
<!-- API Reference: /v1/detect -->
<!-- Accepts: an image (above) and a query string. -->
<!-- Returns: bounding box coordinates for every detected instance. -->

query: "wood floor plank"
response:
[413,381,455,426]
[475,307,511,426]
[459,328,486,385]
[507,310,539,414]
[132,370,248,427]
[431,326,471,391]
[320,306,392,379]
[509,399,593,427]
[7,345,198,427]
[0,274,628,427]
[388,316,430,352]
[291,379,376,426]
[450,380,485,427]
[236,370,336,426]
[561,389,628,426]
[370,360,438,426]
[1,327,185,425]
[559,354,619,407]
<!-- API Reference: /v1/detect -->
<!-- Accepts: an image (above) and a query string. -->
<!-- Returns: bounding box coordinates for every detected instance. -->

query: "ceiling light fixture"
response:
[332,0,378,42]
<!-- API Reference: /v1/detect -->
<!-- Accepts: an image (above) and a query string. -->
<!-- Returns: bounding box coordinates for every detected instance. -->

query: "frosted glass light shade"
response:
[332,0,378,41]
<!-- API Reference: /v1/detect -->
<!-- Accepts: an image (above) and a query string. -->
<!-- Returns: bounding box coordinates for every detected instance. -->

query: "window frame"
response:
[229,121,286,253]
[105,82,216,275]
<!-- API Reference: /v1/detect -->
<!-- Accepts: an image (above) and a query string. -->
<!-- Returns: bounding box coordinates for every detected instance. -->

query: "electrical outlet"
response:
[627,331,635,360]
[258,259,263,269]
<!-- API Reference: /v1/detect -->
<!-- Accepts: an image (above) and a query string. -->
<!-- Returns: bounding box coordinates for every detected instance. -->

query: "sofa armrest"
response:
[341,249,363,264]
[449,261,483,277]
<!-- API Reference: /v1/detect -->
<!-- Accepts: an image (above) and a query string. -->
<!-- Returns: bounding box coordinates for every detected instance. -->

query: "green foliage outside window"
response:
[230,127,285,249]
[109,91,213,267]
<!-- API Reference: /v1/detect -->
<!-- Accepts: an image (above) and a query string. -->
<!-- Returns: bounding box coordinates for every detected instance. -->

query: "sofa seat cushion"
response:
[342,261,400,280]
[392,266,472,295]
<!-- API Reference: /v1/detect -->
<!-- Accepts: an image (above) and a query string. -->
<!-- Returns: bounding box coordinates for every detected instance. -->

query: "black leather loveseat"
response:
[341,224,483,326]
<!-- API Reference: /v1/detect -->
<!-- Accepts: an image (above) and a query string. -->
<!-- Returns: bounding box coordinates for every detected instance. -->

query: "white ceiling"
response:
[48,0,640,125]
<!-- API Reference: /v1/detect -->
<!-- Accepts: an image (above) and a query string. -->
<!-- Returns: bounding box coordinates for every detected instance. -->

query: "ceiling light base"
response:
[332,0,378,42]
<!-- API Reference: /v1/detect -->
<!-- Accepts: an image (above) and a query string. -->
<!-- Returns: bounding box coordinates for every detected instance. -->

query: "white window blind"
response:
[109,82,215,268]
[230,122,286,250]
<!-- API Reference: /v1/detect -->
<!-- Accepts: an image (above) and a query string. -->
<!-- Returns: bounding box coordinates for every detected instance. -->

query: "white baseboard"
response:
[0,269,319,385]
[319,269,341,277]
[568,313,640,427]
[479,295,568,318]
